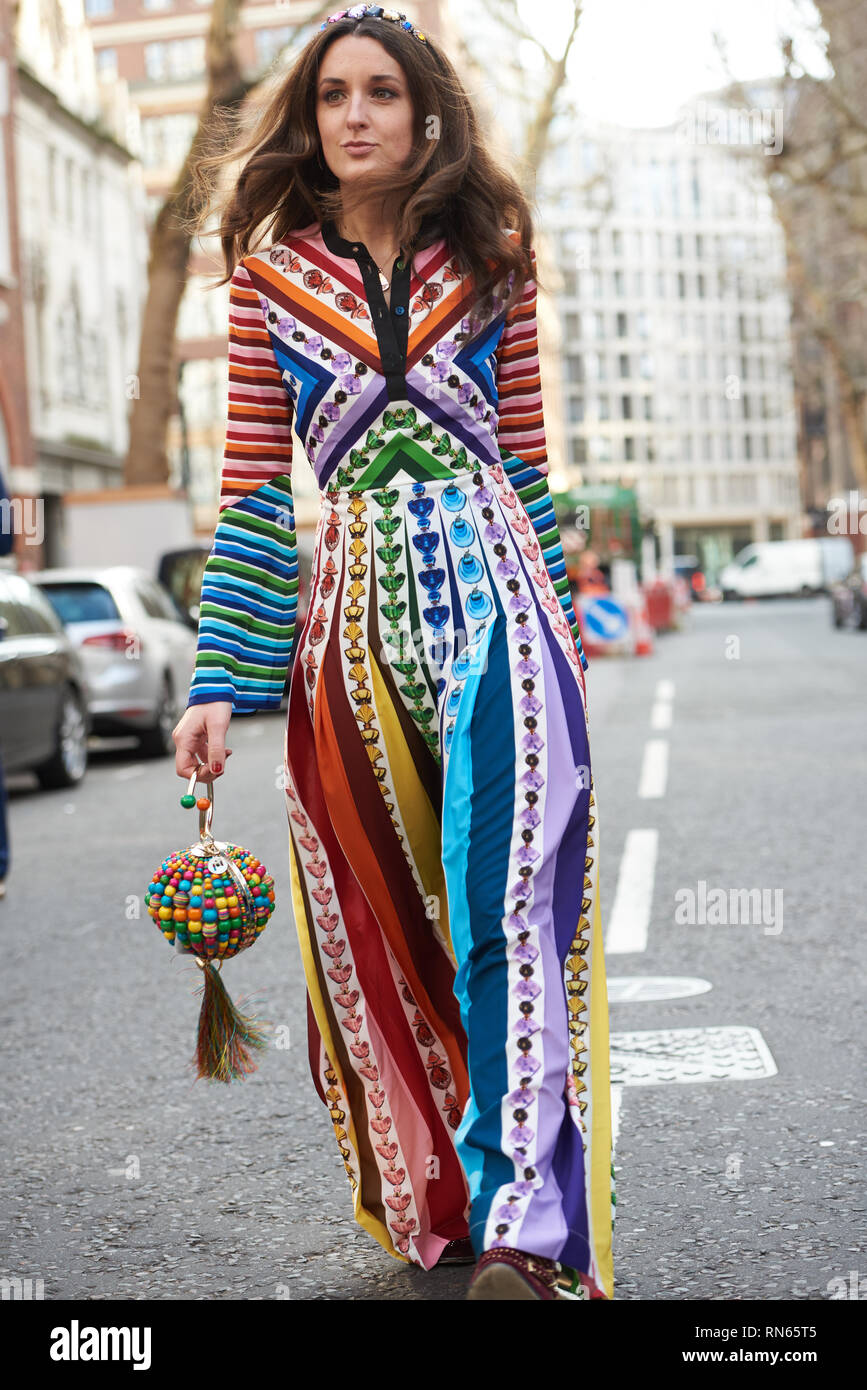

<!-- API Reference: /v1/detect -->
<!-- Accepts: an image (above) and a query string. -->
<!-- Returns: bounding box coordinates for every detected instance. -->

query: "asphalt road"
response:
[1,595,864,1301]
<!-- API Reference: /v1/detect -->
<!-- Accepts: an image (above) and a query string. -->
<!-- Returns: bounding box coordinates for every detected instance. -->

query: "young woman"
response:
[173,3,614,1301]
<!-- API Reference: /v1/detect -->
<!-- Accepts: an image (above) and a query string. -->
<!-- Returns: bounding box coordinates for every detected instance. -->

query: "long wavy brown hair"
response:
[190,11,541,334]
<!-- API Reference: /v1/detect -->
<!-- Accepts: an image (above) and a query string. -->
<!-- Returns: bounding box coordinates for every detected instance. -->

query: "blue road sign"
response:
[579,595,630,643]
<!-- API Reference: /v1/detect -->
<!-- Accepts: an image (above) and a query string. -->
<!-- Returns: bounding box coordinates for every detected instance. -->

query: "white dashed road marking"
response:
[605,828,658,954]
[607,976,713,1003]
[638,738,668,798]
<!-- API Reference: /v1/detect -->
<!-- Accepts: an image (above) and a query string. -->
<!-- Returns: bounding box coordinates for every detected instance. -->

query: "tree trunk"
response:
[124,0,252,486]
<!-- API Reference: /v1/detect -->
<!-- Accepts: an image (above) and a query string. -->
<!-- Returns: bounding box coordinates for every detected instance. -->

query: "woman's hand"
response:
[173,702,234,782]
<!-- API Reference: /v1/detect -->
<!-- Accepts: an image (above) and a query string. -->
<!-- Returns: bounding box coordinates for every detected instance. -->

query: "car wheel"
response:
[35,685,89,789]
[138,675,177,758]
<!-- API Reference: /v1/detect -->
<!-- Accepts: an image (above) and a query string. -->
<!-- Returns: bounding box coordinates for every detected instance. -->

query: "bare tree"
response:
[125,0,331,486]
[714,3,867,495]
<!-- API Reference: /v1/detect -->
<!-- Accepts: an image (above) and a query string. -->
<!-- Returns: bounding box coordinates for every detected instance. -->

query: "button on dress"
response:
[186,217,614,1298]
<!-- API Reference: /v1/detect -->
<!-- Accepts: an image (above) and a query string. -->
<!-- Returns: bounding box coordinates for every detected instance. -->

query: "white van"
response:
[720,537,853,599]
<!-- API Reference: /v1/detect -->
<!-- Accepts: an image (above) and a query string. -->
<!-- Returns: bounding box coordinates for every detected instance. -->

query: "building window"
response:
[625,436,635,461]
[677,271,687,299]
[597,396,611,421]
[569,396,585,423]
[639,353,654,379]
[571,437,587,465]
[729,474,757,503]
[85,0,113,14]
[81,169,90,235]
[145,37,206,82]
[621,394,632,420]
[661,475,679,505]
[618,353,630,379]
[140,112,200,169]
[616,312,627,338]
[254,26,293,68]
[643,396,653,421]
[95,47,118,78]
[566,354,584,383]
[614,269,625,296]
[589,436,613,462]
[47,146,57,215]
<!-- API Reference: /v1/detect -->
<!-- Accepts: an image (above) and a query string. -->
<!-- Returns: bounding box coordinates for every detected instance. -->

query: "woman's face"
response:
[316,34,414,191]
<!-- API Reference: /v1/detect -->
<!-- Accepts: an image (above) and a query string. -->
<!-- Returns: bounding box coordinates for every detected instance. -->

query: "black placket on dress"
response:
[320,218,412,403]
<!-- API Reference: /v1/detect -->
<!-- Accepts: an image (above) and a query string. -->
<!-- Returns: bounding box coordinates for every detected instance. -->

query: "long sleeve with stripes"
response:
[495,243,588,672]
[186,258,299,713]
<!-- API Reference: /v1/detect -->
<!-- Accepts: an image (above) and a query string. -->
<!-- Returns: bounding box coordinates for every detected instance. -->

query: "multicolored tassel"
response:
[193,960,270,1082]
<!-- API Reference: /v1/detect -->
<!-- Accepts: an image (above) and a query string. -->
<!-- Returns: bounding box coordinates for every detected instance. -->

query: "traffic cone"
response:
[632,595,654,656]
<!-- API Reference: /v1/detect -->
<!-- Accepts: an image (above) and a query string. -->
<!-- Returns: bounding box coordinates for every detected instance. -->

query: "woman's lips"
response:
[343,143,375,155]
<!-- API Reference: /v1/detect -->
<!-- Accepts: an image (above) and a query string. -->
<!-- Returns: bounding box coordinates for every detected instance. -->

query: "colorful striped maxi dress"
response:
[185,217,615,1299]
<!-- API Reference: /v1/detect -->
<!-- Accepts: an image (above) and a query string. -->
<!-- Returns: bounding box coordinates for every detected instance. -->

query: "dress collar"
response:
[319,216,447,261]
[320,217,358,259]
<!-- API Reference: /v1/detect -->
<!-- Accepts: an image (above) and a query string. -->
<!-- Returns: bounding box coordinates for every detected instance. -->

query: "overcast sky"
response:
[516,0,830,126]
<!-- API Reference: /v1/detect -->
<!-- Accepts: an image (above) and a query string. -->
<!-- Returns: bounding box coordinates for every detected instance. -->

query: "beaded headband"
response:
[319,5,429,44]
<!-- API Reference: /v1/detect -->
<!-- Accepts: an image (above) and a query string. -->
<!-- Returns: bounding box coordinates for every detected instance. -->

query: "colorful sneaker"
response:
[466,1247,577,1300]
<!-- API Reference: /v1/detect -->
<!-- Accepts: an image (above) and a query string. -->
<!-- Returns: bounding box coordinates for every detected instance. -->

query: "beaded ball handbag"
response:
[144,768,277,1081]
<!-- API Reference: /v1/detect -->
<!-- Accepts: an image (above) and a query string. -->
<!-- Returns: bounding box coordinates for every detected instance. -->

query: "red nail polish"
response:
[213,762,222,772]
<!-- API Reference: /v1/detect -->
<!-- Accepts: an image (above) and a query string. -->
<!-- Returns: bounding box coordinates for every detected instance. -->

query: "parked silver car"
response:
[0,569,90,786]
[31,567,197,756]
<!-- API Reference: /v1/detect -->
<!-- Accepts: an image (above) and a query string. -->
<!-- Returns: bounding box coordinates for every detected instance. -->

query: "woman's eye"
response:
[322,88,397,102]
